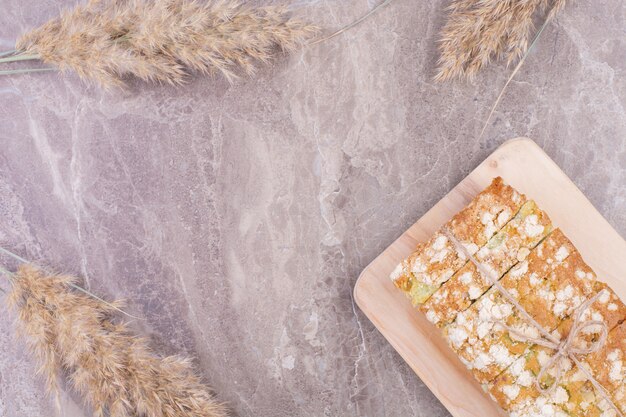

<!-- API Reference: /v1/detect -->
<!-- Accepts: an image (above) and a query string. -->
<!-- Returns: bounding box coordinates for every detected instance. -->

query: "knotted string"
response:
[443,228,623,417]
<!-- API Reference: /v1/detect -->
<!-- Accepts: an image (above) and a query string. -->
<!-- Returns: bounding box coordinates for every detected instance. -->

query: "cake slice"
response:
[451,251,601,384]
[584,321,626,400]
[557,366,622,417]
[505,347,623,417]
[508,391,571,417]
[441,229,574,355]
[506,385,616,417]
[422,222,564,329]
[518,252,599,331]
[488,344,561,413]
[390,177,526,305]
[487,284,626,413]
[614,384,626,416]
[556,282,626,350]
[499,229,576,300]
[453,292,541,384]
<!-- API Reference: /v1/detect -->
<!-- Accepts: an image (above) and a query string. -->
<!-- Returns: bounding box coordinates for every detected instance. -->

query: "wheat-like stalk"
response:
[8,264,228,417]
[435,0,569,81]
[8,0,316,87]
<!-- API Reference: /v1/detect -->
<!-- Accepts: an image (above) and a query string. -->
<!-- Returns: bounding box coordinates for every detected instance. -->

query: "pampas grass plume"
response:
[435,0,569,81]
[8,264,227,417]
[15,0,317,87]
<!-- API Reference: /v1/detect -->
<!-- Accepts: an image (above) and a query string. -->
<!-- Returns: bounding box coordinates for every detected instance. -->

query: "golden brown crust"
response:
[448,177,527,246]
[389,178,626,415]
[421,200,552,328]
[584,322,626,395]
[500,228,575,297]
[390,177,527,306]
[518,251,597,331]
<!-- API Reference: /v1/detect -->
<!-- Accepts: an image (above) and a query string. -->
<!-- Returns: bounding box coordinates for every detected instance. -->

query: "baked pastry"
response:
[391,177,626,417]
[391,177,526,305]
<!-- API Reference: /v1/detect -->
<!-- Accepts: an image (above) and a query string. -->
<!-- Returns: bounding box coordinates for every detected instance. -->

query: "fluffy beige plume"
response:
[8,264,228,417]
[15,0,316,87]
[435,0,569,81]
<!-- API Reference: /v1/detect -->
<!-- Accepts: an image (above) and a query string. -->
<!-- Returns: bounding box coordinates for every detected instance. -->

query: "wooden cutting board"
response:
[354,137,626,417]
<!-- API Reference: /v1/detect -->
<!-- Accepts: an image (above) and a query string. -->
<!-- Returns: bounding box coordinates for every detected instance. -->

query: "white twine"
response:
[443,228,623,417]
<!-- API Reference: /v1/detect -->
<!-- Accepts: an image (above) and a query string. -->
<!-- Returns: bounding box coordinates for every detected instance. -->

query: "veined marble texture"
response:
[0,0,625,416]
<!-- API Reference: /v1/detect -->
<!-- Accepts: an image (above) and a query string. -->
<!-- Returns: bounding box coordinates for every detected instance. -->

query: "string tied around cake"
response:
[443,228,624,417]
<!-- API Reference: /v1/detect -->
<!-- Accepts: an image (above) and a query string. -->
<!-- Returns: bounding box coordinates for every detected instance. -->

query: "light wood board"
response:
[354,137,626,417]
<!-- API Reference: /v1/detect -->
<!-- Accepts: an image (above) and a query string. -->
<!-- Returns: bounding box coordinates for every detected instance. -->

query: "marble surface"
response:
[1,0,626,416]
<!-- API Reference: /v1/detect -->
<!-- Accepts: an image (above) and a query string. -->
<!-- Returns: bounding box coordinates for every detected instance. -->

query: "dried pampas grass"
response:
[435,0,569,81]
[6,0,316,87]
[7,264,227,417]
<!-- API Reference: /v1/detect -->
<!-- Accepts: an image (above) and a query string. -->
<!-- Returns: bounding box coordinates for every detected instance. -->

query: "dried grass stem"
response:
[14,0,316,87]
[435,0,569,81]
[0,53,40,64]
[8,265,228,417]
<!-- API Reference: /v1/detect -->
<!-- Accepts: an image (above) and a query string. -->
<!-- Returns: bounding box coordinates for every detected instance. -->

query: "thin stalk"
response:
[308,0,394,46]
[0,246,142,319]
[0,246,27,264]
[69,283,143,320]
[477,13,552,142]
[0,49,16,57]
[0,265,15,293]
[0,53,40,64]
[0,265,14,279]
[0,68,56,76]
[0,266,10,294]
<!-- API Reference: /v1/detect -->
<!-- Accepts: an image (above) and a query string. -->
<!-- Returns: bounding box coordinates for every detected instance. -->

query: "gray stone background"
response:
[0,0,625,416]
